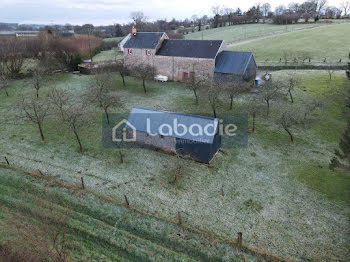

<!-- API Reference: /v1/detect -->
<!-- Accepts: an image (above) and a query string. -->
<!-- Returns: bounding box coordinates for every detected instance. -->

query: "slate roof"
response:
[214,51,255,75]
[156,39,223,59]
[126,107,219,144]
[123,32,165,49]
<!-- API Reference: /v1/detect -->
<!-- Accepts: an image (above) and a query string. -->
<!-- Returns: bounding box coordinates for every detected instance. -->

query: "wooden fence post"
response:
[178,211,182,226]
[220,185,225,197]
[4,156,9,165]
[237,232,242,247]
[119,151,124,164]
[81,177,85,190]
[124,195,129,207]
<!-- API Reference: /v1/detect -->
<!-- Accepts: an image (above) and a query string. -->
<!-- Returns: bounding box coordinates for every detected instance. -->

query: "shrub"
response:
[329,157,340,170]
[100,40,119,51]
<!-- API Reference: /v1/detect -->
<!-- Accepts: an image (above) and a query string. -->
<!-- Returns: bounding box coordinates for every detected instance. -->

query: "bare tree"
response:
[327,66,336,80]
[30,67,45,98]
[245,95,263,132]
[81,24,94,61]
[315,0,328,18]
[276,105,301,143]
[259,80,283,116]
[276,98,322,143]
[204,78,221,118]
[168,155,185,185]
[186,68,204,104]
[87,72,122,125]
[134,63,156,93]
[284,76,302,103]
[115,60,129,87]
[212,5,221,28]
[341,1,350,15]
[48,86,69,119]
[223,78,248,110]
[301,97,324,123]
[0,70,9,97]
[20,96,49,142]
[282,51,291,65]
[49,87,89,152]
[130,11,146,30]
[223,7,234,26]
[0,37,26,77]
[262,3,271,17]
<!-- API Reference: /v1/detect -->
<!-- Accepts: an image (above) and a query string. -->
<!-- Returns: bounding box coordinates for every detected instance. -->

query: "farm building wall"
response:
[124,51,215,82]
[214,73,252,88]
[243,57,257,83]
[128,129,177,152]
[123,48,158,64]
[175,129,221,163]
[154,56,215,81]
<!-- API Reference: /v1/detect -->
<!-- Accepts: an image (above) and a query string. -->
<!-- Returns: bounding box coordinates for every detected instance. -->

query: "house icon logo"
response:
[112,119,137,142]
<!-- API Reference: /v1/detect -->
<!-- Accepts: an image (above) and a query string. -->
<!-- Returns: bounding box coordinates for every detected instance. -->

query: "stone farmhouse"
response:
[122,28,257,85]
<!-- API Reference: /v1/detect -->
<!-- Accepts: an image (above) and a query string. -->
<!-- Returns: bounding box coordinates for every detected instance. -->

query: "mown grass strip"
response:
[0,162,293,262]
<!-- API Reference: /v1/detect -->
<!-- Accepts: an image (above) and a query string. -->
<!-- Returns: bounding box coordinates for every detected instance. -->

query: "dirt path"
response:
[227,23,335,47]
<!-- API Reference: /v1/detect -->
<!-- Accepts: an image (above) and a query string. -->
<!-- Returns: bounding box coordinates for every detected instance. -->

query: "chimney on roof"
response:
[131,26,137,36]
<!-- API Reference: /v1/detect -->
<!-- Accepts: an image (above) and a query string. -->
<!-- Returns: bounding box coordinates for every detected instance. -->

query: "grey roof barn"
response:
[214,51,257,82]
[156,39,224,58]
[122,28,257,84]
[126,107,221,163]
[123,32,166,49]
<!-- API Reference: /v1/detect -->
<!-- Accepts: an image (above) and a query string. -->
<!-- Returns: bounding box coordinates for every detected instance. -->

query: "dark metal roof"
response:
[126,107,219,143]
[214,51,254,75]
[123,32,165,49]
[156,39,223,59]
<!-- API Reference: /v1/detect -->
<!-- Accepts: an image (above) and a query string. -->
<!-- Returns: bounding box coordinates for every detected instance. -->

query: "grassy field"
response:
[103,36,124,42]
[0,70,350,261]
[229,23,350,62]
[93,49,123,62]
[0,167,258,261]
[185,22,330,44]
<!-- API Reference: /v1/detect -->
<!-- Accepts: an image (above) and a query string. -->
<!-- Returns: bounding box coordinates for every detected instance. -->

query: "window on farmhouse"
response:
[145,50,151,56]
[127,48,132,55]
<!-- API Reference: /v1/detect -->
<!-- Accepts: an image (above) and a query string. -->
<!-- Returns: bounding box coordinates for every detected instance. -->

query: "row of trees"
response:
[17,68,121,152]
[186,73,323,143]
[0,33,101,79]
[331,55,350,169]
[210,0,349,28]
[2,1,349,39]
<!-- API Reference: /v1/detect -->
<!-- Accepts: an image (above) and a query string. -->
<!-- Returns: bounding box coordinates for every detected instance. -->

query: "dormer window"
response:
[145,50,151,56]
[127,48,133,55]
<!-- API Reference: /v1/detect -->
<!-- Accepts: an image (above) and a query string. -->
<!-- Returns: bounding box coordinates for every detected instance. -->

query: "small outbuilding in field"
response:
[214,51,257,86]
[126,107,221,163]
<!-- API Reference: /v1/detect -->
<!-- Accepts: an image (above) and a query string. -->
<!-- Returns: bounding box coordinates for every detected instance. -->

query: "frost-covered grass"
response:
[0,70,349,261]
[93,49,123,62]
[185,22,331,44]
[230,23,350,62]
[103,36,124,42]
[0,168,256,261]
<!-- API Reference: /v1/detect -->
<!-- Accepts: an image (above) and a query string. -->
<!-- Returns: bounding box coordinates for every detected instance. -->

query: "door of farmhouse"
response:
[182,72,188,81]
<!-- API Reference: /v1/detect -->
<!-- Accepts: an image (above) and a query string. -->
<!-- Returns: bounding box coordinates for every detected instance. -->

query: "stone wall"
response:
[124,50,215,82]
[154,56,215,81]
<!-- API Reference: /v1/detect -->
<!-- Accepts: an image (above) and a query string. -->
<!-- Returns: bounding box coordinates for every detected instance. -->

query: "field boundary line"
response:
[0,162,294,262]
